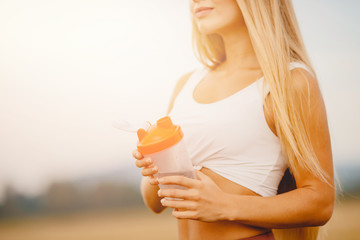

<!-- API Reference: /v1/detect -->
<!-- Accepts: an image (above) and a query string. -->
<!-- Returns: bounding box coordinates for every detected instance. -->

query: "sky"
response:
[0,0,359,199]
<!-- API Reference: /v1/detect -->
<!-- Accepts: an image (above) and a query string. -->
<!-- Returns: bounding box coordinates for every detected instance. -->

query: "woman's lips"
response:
[195,8,213,18]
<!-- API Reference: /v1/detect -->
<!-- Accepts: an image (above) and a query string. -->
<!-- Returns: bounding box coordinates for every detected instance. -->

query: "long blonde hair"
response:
[191,0,331,239]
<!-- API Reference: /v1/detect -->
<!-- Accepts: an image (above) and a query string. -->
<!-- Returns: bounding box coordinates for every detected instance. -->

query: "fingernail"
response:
[152,166,157,171]
[157,190,161,196]
[161,198,166,205]
[146,158,152,164]
[136,152,141,158]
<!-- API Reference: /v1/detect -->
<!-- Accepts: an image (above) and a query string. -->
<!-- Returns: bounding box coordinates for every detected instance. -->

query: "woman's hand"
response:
[132,149,158,185]
[157,170,229,222]
[133,149,166,213]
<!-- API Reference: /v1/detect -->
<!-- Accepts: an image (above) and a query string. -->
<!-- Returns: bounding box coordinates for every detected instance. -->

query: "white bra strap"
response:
[262,62,314,97]
[289,62,315,78]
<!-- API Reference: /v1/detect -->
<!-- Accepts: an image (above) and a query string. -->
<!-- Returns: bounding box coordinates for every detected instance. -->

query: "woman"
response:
[133,0,335,239]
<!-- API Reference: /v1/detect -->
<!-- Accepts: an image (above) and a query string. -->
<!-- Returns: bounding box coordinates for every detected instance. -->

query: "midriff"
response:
[177,167,271,240]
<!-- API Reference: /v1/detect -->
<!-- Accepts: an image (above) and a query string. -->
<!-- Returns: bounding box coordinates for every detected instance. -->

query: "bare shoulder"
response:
[166,70,195,115]
[263,67,325,137]
[290,67,324,111]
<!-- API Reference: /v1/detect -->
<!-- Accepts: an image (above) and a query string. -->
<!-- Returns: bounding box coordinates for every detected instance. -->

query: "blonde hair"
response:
[191,0,331,239]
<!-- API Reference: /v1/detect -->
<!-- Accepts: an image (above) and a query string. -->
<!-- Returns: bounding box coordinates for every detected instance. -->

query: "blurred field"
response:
[0,207,178,240]
[0,200,359,240]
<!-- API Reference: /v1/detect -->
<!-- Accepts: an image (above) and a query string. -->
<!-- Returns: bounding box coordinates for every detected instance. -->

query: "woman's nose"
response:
[190,0,206,8]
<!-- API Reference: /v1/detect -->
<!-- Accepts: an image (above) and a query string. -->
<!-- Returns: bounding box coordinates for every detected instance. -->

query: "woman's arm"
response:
[225,68,335,228]
[140,176,166,213]
[133,150,166,213]
[157,68,335,228]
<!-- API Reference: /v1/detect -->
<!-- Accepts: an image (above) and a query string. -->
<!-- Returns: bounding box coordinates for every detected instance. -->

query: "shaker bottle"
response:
[136,116,195,190]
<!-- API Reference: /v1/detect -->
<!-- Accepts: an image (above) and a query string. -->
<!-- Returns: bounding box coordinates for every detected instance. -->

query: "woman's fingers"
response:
[141,165,158,176]
[149,177,159,185]
[172,209,198,220]
[132,149,143,160]
[131,150,159,185]
[161,198,197,210]
[158,175,201,188]
[158,188,199,200]
[132,149,158,178]
[135,157,153,168]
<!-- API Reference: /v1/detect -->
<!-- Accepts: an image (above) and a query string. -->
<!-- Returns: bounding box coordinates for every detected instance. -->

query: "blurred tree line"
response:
[1,163,359,218]
[0,181,143,218]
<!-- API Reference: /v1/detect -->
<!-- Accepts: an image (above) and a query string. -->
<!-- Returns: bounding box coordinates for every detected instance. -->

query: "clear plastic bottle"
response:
[136,116,196,191]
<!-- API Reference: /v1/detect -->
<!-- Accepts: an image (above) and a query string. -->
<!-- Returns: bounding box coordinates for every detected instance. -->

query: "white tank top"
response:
[169,62,312,197]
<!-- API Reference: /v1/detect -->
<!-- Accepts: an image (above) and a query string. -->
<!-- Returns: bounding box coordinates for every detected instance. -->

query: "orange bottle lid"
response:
[137,116,183,155]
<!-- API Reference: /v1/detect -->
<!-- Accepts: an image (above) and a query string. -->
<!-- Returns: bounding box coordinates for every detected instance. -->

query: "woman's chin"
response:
[197,25,219,35]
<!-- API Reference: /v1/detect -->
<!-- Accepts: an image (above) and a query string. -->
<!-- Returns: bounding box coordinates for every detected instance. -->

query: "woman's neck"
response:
[216,24,260,72]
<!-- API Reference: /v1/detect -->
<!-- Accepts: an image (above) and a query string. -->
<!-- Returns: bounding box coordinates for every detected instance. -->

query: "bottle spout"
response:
[137,128,146,141]
[113,119,151,133]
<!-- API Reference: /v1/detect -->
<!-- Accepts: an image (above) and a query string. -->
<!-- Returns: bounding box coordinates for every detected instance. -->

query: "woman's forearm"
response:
[224,186,334,229]
[140,177,167,213]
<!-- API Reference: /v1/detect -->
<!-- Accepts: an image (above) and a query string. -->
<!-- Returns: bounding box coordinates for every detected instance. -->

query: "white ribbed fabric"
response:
[169,62,312,197]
